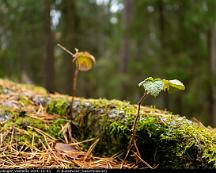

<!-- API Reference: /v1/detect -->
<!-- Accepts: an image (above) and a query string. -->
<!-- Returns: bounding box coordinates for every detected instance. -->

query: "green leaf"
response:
[162,79,185,92]
[138,77,154,87]
[139,77,185,96]
[162,79,170,91]
[169,80,185,90]
[139,77,164,97]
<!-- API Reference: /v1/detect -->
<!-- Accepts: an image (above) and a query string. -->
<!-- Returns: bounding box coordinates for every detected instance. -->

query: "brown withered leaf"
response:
[55,143,76,152]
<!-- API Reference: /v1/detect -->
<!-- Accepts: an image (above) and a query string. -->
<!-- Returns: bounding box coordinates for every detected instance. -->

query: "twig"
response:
[57,44,78,119]
[70,68,79,120]
[83,138,100,161]
[133,152,159,169]
[57,43,75,57]
[69,138,96,146]
[29,126,56,141]
[43,135,60,164]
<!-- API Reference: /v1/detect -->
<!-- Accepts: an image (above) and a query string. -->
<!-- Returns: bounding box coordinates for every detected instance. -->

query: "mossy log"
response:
[0,79,216,169]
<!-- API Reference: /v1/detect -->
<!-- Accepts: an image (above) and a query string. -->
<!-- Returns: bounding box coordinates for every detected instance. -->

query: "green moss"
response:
[0,105,16,114]
[16,129,42,148]
[18,95,33,106]
[0,78,47,94]
[46,118,69,140]
[20,84,47,94]
[134,115,216,168]
[15,116,47,131]
[62,98,216,168]
[2,114,69,150]
[46,100,70,116]
[0,86,5,94]
[13,115,71,141]
[1,117,45,150]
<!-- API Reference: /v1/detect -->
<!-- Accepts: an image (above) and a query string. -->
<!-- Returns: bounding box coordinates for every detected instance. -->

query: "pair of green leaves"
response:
[138,77,185,97]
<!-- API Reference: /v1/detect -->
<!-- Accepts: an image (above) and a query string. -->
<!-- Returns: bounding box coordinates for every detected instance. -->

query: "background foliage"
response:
[0,0,216,126]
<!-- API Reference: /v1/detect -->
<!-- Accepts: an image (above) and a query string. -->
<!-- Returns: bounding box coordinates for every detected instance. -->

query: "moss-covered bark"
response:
[0,79,216,168]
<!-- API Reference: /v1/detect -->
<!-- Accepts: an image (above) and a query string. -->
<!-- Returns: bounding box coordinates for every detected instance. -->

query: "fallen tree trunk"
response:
[0,79,216,168]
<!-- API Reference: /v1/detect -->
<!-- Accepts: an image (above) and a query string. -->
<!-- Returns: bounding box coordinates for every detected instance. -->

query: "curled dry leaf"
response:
[55,143,76,152]
[73,52,96,71]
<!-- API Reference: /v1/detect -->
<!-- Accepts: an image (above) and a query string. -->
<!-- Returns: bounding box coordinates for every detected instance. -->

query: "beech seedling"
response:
[122,77,185,168]
[57,43,96,119]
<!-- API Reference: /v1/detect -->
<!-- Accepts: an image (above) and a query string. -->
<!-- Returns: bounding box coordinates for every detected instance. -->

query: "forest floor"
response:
[0,79,215,169]
[0,79,136,169]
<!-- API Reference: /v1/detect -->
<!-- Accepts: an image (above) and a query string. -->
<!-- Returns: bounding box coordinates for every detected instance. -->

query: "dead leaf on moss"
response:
[55,143,76,153]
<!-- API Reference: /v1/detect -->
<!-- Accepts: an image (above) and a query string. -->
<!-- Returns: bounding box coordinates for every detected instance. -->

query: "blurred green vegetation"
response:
[0,0,216,126]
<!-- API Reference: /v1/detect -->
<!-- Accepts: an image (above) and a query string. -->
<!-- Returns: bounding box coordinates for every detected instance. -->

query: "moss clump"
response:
[1,116,47,150]
[12,114,71,142]
[0,79,47,95]
[1,114,70,150]
[156,119,216,168]
[18,95,33,106]
[0,86,7,94]
[16,128,43,149]
[46,118,69,140]
[15,116,47,130]
[0,105,17,114]
[45,97,216,168]
[46,100,70,116]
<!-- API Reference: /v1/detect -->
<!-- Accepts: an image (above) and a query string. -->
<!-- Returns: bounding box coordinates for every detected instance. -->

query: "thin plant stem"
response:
[70,68,79,120]
[121,92,148,168]
[57,43,75,57]
[132,152,159,169]
[131,92,148,146]
[57,43,78,120]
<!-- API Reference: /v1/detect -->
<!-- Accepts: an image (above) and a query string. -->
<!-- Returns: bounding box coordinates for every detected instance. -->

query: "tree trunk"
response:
[44,0,55,93]
[119,0,133,99]
[209,24,216,127]
[158,0,169,110]
[60,0,77,95]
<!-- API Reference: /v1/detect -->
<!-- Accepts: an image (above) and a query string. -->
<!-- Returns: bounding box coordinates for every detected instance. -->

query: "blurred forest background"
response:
[0,0,216,126]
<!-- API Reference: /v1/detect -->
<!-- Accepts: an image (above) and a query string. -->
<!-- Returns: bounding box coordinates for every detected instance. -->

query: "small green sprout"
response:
[138,77,185,97]
[138,77,164,97]
[57,43,96,120]
[123,77,185,168]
